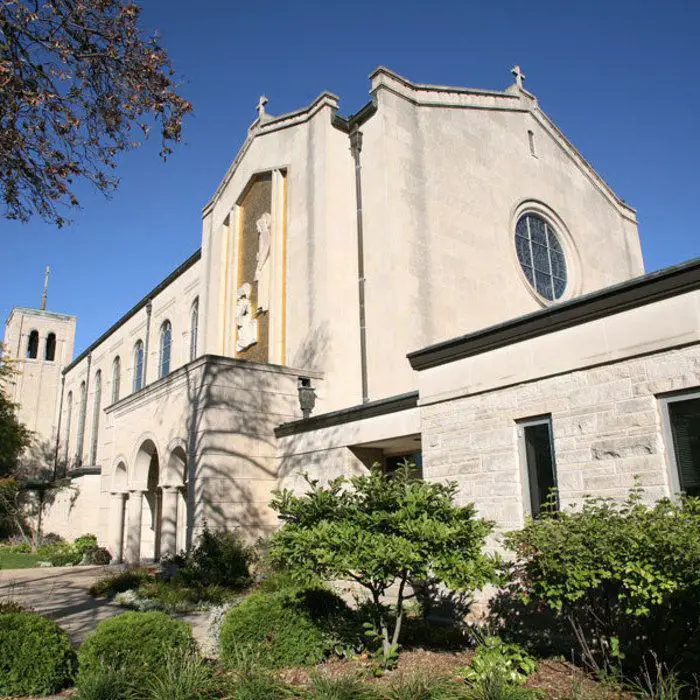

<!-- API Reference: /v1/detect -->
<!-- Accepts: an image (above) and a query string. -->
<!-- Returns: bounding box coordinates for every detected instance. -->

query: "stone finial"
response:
[256,95,268,119]
[511,65,525,89]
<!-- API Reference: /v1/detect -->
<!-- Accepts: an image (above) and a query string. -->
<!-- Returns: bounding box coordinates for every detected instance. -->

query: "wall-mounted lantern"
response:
[297,377,316,419]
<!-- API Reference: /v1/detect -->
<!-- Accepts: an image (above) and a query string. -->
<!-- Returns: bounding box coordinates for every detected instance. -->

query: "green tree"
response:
[0,349,31,538]
[268,465,498,660]
[0,0,192,227]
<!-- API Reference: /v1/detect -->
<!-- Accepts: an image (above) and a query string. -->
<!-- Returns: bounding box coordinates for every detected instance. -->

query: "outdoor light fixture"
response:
[297,377,316,419]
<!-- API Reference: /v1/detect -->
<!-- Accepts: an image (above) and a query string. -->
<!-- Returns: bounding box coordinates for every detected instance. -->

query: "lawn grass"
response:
[0,550,43,569]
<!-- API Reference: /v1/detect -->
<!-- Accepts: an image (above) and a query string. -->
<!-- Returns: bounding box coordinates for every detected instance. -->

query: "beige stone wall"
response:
[35,474,102,543]
[417,281,700,534]
[102,357,319,548]
[421,344,700,533]
[360,70,644,402]
[277,406,421,493]
[61,257,201,471]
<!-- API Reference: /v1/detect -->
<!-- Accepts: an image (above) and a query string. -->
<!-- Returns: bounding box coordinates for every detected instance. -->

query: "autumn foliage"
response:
[0,0,192,226]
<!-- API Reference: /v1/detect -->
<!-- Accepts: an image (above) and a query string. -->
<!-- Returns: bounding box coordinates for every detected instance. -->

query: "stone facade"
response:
[4,66,696,565]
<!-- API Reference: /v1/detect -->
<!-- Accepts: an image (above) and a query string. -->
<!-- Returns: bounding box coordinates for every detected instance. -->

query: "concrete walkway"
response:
[0,565,210,648]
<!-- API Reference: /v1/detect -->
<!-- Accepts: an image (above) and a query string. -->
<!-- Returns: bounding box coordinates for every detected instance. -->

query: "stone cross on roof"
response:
[511,65,525,89]
[256,95,268,119]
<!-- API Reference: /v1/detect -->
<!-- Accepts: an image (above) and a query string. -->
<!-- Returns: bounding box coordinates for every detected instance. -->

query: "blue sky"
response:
[1,0,698,355]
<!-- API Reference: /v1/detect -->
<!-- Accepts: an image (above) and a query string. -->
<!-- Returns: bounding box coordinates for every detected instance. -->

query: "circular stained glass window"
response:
[515,213,567,301]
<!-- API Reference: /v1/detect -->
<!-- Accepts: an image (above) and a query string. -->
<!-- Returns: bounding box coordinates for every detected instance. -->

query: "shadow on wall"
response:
[124,351,320,561]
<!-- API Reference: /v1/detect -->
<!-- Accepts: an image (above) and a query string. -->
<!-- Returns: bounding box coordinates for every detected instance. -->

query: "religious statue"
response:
[235,283,257,352]
[254,212,272,314]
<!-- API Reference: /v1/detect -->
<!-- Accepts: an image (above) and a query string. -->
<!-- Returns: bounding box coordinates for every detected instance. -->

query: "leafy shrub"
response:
[220,586,357,669]
[89,568,153,597]
[37,534,102,566]
[460,637,536,686]
[8,541,31,553]
[81,545,112,565]
[504,492,700,677]
[0,611,77,696]
[78,611,194,683]
[73,533,99,556]
[172,527,255,589]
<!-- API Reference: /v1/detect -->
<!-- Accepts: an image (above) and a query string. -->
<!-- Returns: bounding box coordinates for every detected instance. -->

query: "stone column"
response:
[124,489,145,565]
[160,485,178,559]
[108,492,127,563]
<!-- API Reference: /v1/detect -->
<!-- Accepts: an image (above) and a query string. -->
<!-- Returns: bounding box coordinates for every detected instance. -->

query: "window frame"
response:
[189,298,199,362]
[159,320,172,378]
[26,330,39,359]
[45,332,56,361]
[659,388,700,496]
[133,340,144,392]
[517,414,559,517]
[515,212,568,302]
[111,356,121,404]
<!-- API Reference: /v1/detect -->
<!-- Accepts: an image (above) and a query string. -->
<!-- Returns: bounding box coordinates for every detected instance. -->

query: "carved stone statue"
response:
[235,283,257,352]
[254,212,272,314]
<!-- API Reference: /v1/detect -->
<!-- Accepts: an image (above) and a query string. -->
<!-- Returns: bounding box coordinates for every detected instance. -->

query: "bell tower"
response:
[2,268,76,449]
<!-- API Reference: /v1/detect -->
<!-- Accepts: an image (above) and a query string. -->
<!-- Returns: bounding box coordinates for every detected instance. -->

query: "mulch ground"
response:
[280,648,626,698]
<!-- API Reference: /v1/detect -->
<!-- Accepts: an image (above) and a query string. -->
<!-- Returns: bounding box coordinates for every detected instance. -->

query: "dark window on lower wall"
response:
[667,396,700,497]
[519,417,558,515]
[385,452,423,479]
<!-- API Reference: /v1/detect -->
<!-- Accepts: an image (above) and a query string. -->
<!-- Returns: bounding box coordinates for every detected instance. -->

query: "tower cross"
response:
[40,265,50,311]
[256,95,268,119]
[511,65,525,89]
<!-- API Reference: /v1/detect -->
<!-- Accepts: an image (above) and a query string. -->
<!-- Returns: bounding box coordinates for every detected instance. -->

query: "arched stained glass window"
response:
[27,330,39,359]
[90,370,101,465]
[515,213,568,302]
[159,321,172,378]
[133,340,144,392]
[45,333,56,361]
[112,356,121,403]
[190,299,199,361]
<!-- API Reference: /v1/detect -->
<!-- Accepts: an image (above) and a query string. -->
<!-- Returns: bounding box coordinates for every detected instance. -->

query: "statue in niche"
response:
[254,212,272,314]
[235,283,257,352]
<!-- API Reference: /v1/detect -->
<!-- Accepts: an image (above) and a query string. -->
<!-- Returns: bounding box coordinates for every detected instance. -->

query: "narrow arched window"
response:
[159,320,172,378]
[90,370,102,465]
[27,330,39,359]
[63,391,73,464]
[45,333,56,361]
[190,298,199,361]
[133,341,144,392]
[75,380,87,466]
[112,356,121,403]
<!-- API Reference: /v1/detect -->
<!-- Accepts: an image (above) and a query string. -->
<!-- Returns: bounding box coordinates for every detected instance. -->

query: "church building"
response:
[4,66,699,564]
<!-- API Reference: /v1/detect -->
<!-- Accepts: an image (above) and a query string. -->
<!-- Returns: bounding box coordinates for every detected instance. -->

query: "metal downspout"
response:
[350,128,369,404]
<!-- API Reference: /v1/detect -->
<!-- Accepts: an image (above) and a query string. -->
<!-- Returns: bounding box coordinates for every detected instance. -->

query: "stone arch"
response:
[162,440,189,555]
[130,434,160,488]
[163,439,188,486]
[131,437,161,561]
[112,459,128,492]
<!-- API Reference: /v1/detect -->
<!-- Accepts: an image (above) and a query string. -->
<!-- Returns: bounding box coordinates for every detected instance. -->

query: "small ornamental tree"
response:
[268,465,498,660]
